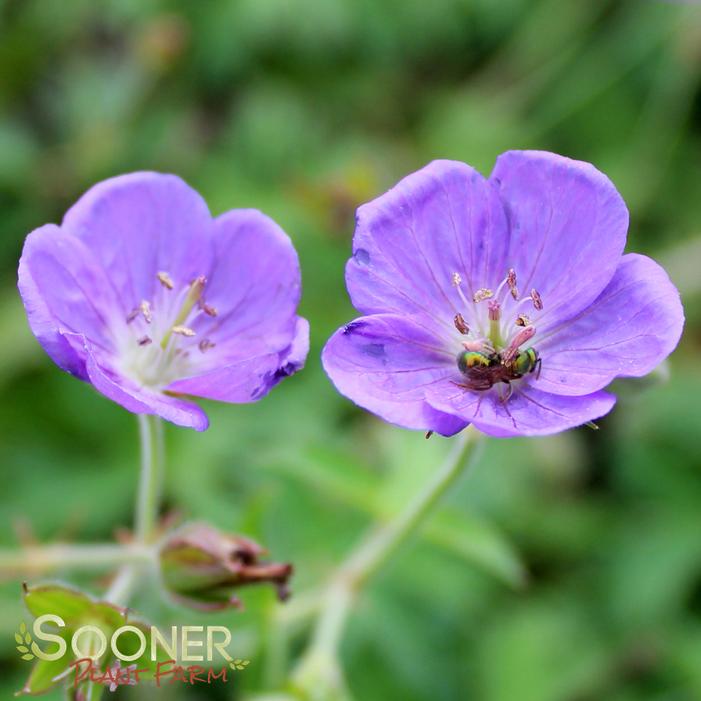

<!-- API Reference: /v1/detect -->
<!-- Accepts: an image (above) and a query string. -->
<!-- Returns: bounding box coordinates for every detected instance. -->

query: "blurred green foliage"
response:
[0,0,700,699]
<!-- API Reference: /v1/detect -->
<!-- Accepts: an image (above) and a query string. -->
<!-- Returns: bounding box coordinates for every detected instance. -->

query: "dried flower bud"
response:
[159,523,293,611]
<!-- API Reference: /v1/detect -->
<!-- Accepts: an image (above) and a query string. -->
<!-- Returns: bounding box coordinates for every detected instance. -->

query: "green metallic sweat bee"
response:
[456,347,541,393]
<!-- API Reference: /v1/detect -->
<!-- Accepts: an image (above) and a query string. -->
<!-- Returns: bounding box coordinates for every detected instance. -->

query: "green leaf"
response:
[23,583,125,632]
[15,657,70,695]
[17,645,29,653]
[14,633,23,644]
[21,654,34,661]
[23,584,95,624]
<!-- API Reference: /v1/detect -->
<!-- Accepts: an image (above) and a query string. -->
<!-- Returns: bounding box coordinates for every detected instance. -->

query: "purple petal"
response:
[534,254,684,395]
[61,172,214,309]
[168,316,309,402]
[18,224,123,379]
[189,209,303,367]
[426,382,616,437]
[490,151,628,333]
[166,210,309,402]
[346,160,509,338]
[322,314,468,436]
[68,334,209,431]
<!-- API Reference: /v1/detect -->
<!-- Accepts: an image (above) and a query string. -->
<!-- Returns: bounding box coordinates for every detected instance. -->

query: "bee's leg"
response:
[499,380,513,404]
[534,357,542,380]
[451,380,490,391]
[425,430,434,440]
[502,397,517,428]
[500,385,517,428]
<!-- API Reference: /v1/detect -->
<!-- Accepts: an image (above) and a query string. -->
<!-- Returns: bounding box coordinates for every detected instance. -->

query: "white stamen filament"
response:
[452,272,488,339]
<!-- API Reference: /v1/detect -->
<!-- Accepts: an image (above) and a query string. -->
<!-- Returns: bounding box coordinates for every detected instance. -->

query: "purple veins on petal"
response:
[323,151,684,437]
[18,172,308,430]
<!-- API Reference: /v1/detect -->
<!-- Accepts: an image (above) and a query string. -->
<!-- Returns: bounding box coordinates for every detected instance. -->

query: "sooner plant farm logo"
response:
[15,616,250,691]
[14,623,34,660]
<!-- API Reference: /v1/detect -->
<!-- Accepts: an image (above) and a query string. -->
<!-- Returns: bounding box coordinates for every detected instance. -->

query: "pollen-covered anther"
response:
[507,269,519,300]
[516,314,531,327]
[139,300,153,323]
[454,313,469,335]
[452,272,462,286]
[199,338,216,352]
[172,325,196,337]
[137,335,152,346]
[531,289,543,311]
[473,288,493,303]
[488,300,501,321]
[157,271,174,290]
[200,301,218,317]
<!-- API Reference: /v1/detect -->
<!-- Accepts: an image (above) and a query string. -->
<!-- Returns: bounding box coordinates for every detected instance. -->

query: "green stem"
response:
[0,543,152,575]
[103,564,140,607]
[106,415,164,607]
[293,427,481,694]
[134,415,164,544]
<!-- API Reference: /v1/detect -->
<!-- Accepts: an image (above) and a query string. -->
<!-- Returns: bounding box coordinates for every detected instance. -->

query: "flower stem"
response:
[292,427,481,694]
[106,415,164,607]
[134,415,164,544]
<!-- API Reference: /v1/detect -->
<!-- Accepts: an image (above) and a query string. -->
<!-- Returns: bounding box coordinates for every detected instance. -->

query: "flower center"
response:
[450,268,543,392]
[117,272,218,389]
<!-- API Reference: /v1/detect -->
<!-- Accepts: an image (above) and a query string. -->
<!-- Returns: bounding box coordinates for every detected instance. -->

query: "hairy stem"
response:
[134,414,164,544]
[105,415,164,608]
[0,543,153,576]
[292,427,481,694]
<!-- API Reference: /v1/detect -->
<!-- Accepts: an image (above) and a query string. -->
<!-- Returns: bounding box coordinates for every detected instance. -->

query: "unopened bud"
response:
[159,523,293,611]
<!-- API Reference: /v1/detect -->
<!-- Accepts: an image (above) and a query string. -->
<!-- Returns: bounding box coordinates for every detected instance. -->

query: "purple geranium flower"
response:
[322,151,684,437]
[19,172,308,431]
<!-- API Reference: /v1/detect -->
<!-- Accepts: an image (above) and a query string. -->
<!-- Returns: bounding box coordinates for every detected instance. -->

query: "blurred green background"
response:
[1,0,700,699]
